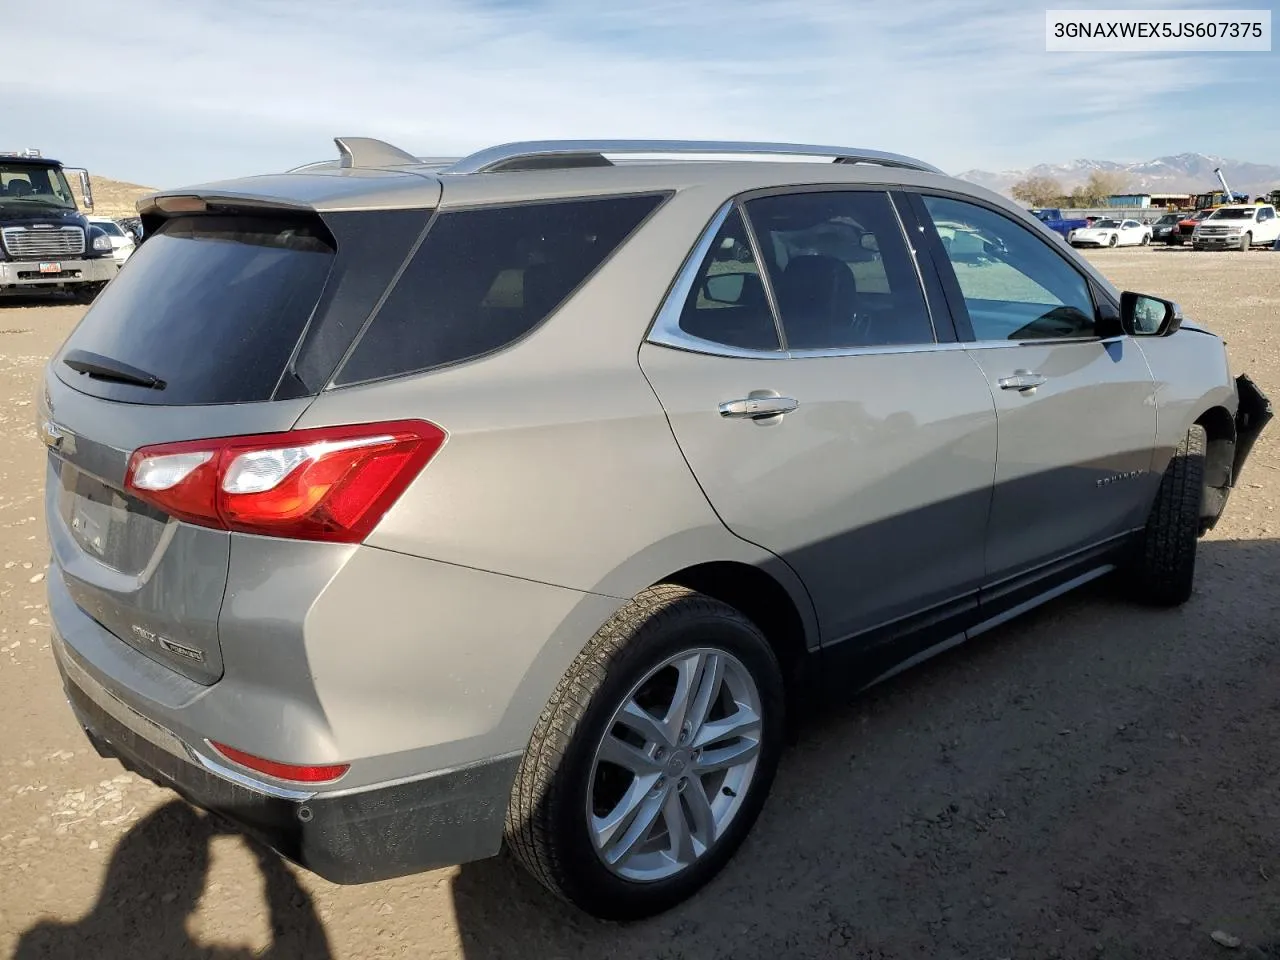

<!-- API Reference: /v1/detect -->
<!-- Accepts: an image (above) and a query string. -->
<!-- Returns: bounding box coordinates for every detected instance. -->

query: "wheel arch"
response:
[660,560,814,685]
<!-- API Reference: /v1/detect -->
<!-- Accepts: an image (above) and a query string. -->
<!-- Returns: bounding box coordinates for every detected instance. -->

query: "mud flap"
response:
[1231,374,1273,486]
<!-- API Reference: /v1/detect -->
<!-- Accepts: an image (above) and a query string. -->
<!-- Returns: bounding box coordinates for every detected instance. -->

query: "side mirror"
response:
[1120,291,1182,337]
[702,272,748,304]
[60,167,95,212]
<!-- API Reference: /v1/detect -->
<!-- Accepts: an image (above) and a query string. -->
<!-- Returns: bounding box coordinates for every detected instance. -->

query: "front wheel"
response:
[505,584,785,921]
[72,282,106,305]
[1141,233,1150,245]
[1239,231,1252,251]
[1125,424,1206,607]
[1108,233,1118,247]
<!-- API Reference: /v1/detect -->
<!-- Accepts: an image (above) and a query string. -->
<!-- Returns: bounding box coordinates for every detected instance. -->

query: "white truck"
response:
[1192,203,1280,251]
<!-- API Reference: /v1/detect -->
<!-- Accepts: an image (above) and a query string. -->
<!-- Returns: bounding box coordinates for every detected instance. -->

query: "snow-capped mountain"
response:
[956,154,1280,198]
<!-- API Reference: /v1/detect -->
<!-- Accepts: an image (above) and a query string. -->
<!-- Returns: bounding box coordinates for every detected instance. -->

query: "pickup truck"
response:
[1029,207,1090,238]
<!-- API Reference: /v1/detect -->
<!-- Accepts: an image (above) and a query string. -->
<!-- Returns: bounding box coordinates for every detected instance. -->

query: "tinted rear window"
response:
[55,215,335,405]
[333,193,667,386]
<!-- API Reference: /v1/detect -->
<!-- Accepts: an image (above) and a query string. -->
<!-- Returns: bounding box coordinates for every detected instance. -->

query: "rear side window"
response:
[334,193,667,386]
[55,215,335,405]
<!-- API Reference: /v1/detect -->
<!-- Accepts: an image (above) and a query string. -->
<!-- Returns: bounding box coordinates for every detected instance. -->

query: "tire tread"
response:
[1132,425,1206,606]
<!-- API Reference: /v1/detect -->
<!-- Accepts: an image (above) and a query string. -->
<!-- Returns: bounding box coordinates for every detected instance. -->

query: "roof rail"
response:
[442,139,945,175]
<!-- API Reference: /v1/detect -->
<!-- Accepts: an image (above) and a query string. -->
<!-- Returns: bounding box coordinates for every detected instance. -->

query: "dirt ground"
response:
[2,246,1279,960]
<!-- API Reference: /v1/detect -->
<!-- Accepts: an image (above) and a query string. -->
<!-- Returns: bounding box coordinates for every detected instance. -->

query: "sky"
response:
[4,0,1277,188]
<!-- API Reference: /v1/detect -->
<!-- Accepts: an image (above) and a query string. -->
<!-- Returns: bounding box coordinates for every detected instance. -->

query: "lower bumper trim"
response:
[60,659,518,884]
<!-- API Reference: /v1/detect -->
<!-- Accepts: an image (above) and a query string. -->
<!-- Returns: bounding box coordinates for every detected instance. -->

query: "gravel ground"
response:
[2,246,1279,960]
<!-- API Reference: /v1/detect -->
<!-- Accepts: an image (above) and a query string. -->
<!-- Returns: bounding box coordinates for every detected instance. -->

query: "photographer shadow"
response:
[14,800,332,960]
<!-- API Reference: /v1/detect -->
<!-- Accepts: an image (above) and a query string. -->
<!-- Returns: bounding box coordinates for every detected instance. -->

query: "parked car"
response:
[1150,212,1184,243]
[37,137,1272,922]
[1192,203,1280,251]
[1029,206,1090,239]
[86,216,136,267]
[1067,217,1152,248]
[1170,208,1213,244]
[115,215,144,242]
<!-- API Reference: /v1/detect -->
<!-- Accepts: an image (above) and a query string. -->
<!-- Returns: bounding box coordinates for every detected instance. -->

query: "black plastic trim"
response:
[60,662,518,884]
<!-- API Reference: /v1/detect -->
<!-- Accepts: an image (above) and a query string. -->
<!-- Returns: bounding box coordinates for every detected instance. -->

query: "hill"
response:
[955,153,1280,200]
[86,175,155,218]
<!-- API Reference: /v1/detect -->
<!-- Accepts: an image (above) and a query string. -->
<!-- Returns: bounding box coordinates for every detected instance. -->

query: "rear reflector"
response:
[209,741,350,784]
[124,419,446,543]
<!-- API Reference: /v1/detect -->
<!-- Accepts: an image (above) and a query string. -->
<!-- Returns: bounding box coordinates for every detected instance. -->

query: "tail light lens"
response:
[209,740,350,784]
[125,420,445,542]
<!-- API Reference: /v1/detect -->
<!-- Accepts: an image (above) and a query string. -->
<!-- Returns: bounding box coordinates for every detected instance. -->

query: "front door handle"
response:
[719,395,800,419]
[997,372,1047,392]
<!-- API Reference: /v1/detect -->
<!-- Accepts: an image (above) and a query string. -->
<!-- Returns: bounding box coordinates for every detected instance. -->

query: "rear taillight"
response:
[124,420,445,543]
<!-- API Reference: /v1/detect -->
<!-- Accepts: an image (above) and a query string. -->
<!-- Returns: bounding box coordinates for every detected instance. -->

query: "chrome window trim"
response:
[646,199,786,359]
[645,189,1123,363]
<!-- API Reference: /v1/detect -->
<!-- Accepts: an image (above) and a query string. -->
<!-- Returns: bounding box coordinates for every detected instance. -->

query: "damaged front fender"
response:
[1230,373,1272,486]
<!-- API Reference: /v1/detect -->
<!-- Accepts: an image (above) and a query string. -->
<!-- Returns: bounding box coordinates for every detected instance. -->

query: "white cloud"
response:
[2,0,1270,186]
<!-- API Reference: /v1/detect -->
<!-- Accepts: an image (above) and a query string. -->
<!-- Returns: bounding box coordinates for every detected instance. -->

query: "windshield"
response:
[0,163,77,210]
[93,220,124,236]
[1157,214,1180,224]
[1094,219,1121,228]
[1209,208,1255,220]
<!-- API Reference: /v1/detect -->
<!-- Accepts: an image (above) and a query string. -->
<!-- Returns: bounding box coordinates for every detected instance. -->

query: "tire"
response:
[1141,233,1150,245]
[72,282,105,305]
[1127,425,1206,607]
[1108,234,1118,247]
[505,584,785,921]
[1239,231,1252,251]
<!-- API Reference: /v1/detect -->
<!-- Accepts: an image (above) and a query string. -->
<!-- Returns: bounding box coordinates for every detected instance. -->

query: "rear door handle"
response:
[719,396,800,419]
[997,372,1047,392]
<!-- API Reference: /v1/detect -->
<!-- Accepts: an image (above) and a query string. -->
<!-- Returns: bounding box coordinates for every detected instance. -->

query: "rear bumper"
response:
[53,630,518,883]
[0,257,116,289]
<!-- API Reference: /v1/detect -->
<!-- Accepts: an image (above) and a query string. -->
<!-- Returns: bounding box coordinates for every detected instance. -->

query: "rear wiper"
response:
[62,349,167,390]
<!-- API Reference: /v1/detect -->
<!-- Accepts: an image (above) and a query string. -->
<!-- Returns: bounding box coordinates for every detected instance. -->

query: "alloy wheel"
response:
[586,647,763,882]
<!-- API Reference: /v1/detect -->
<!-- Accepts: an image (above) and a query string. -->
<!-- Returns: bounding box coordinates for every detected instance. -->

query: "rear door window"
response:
[334,193,667,386]
[744,190,936,350]
[675,207,781,352]
[55,214,336,405]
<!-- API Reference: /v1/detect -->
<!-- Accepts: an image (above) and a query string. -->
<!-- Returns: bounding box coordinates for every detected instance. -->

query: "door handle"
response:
[997,372,1047,392]
[719,395,800,419]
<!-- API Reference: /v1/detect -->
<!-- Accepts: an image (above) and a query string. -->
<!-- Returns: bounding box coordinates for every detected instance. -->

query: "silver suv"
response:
[38,138,1272,921]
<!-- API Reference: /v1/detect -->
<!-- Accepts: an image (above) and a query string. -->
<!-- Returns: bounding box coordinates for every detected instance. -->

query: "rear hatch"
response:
[41,187,435,683]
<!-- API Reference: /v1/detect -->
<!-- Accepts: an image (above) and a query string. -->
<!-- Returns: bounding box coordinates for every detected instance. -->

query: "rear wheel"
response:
[1108,233,1118,247]
[1125,425,1206,607]
[505,584,785,921]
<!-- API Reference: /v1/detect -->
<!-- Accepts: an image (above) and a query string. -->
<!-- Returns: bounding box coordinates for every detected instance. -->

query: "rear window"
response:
[333,192,667,386]
[55,215,335,405]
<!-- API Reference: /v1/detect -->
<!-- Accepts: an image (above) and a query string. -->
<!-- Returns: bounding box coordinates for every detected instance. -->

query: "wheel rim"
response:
[586,647,763,882]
